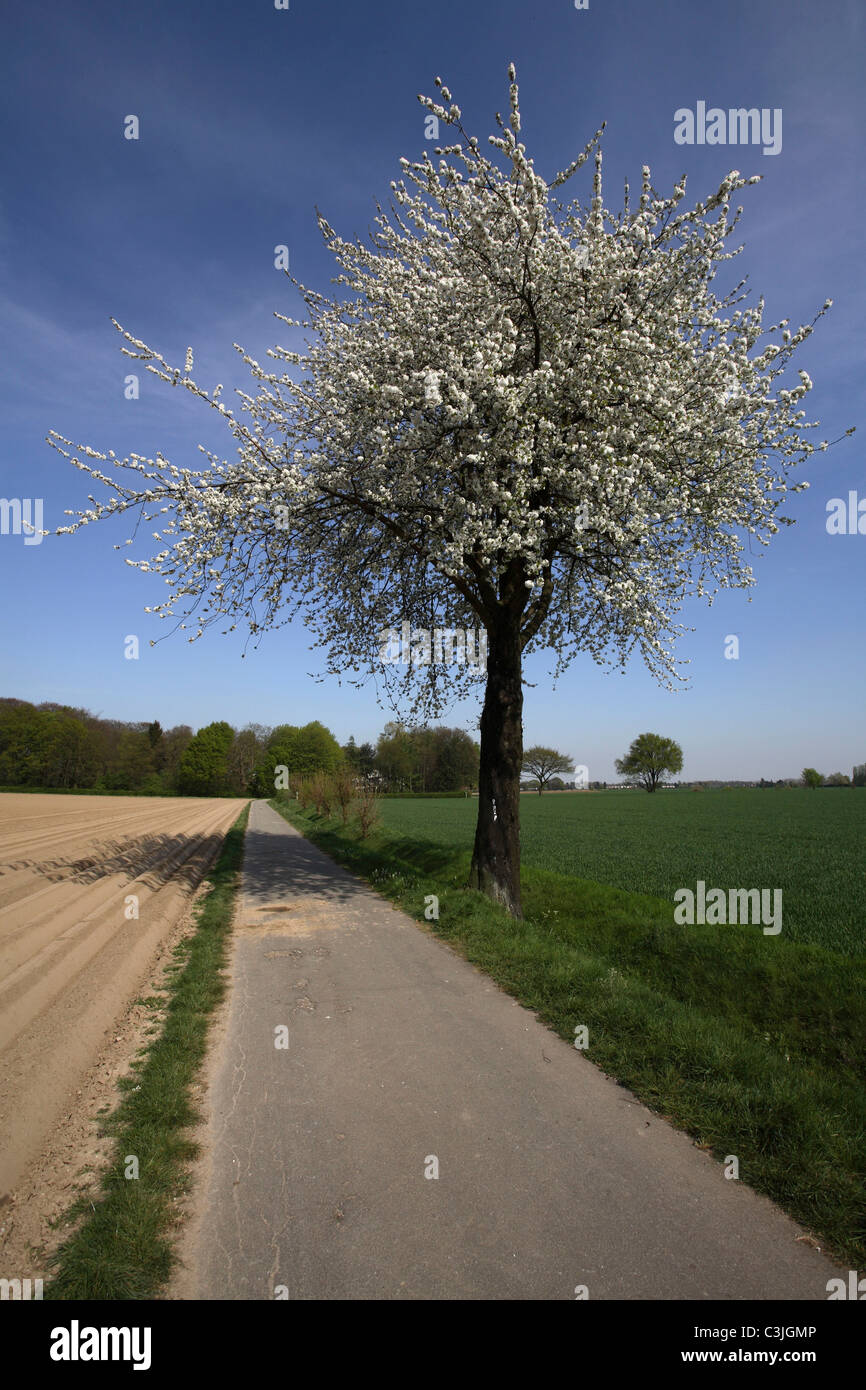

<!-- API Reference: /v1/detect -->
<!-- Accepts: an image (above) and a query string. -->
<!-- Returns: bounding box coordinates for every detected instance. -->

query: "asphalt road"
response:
[184,799,843,1300]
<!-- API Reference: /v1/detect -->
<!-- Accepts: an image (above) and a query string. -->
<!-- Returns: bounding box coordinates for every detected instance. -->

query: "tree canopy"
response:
[177,721,235,796]
[49,66,850,913]
[615,732,684,792]
[522,745,574,793]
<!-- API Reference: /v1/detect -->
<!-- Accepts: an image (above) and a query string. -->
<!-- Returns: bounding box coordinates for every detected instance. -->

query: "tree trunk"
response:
[468,624,523,917]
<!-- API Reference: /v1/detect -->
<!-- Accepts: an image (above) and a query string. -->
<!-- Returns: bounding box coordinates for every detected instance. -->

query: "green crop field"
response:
[272,786,866,1263]
[377,788,866,956]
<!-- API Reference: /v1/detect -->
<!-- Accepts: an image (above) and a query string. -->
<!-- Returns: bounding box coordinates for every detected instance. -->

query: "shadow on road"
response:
[245,813,459,906]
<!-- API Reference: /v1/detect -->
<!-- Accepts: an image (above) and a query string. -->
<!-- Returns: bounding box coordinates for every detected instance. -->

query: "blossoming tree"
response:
[50,68,848,917]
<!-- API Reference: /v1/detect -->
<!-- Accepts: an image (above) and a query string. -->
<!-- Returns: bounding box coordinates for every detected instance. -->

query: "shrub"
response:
[297,778,314,810]
[311,771,332,817]
[355,784,381,839]
[333,771,355,824]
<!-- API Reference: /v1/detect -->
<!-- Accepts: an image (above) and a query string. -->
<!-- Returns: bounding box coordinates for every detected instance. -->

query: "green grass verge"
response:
[270,796,865,1268]
[43,804,249,1300]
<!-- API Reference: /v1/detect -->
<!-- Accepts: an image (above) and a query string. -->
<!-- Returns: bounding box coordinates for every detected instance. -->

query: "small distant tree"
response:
[615,733,683,792]
[801,767,823,789]
[522,746,574,795]
[825,771,850,786]
[852,763,866,788]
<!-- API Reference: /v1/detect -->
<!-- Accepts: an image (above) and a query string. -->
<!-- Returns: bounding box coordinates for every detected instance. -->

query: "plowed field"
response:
[0,794,247,1216]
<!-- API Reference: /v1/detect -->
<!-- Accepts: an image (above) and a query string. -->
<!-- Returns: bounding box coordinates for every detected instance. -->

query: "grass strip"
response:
[44,804,249,1300]
[270,797,865,1269]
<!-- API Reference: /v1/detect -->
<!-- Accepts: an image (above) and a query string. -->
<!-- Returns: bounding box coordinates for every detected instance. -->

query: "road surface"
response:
[179,799,842,1300]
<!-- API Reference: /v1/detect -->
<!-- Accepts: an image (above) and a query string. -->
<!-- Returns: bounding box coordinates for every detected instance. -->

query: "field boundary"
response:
[42,804,249,1300]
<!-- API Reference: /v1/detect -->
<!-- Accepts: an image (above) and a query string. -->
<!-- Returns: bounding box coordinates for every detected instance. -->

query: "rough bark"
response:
[468,623,524,917]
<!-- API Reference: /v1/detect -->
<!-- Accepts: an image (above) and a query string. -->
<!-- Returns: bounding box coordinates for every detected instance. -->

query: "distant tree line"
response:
[0,698,200,794]
[799,767,860,789]
[1,699,857,797]
[0,699,479,797]
[349,722,479,793]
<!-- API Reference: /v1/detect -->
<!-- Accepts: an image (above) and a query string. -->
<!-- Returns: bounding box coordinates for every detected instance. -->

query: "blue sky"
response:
[1,0,863,781]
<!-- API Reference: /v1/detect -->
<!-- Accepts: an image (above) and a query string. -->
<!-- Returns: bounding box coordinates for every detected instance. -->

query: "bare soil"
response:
[0,793,247,1280]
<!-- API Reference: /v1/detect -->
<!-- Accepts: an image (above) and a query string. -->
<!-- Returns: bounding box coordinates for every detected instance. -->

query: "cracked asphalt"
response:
[184,799,842,1300]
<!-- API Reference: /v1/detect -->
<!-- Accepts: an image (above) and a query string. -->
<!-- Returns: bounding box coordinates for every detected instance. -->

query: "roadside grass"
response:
[43,804,249,1300]
[270,796,866,1268]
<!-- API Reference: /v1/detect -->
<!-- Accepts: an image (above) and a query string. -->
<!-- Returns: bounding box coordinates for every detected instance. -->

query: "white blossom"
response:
[48,66,849,718]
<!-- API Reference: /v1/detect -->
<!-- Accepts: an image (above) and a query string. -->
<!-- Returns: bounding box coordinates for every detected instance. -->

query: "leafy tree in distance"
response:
[374,722,415,790]
[615,733,683,792]
[342,736,379,780]
[177,721,235,796]
[0,703,97,788]
[160,725,194,789]
[50,68,851,914]
[227,726,266,795]
[357,742,376,777]
[428,726,479,791]
[104,728,153,791]
[283,721,343,778]
[370,723,478,791]
[801,767,823,789]
[522,746,574,794]
[257,720,343,793]
[0,702,205,793]
[340,738,377,781]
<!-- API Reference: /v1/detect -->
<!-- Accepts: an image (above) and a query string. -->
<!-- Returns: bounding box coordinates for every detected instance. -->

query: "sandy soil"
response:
[0,793,247,1279]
